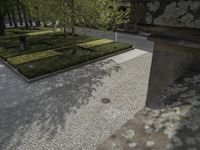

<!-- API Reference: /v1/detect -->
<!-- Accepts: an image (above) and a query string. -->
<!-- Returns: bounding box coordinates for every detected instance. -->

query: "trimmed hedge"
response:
[91,42,133,53]
[0,36,98,60]
[15,42,133,79]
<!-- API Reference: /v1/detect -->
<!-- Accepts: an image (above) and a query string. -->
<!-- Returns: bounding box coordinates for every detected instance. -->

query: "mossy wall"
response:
[132,0,200,29]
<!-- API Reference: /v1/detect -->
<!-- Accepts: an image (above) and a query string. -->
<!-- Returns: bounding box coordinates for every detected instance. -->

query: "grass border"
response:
[0,47,134,82]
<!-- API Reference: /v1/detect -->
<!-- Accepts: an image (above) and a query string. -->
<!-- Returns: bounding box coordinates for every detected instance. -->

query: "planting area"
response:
[0,27,133,80]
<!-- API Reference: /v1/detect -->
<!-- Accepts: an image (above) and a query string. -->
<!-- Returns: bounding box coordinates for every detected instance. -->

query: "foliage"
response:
[91,42,132,52]
[0,0,16,16]
[0,29,98,59]
[24,0,130,53]
[95,0,130,31]
[15,42,132,79]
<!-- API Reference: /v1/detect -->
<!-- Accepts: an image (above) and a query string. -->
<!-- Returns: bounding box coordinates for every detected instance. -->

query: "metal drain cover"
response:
[101,98,111,104]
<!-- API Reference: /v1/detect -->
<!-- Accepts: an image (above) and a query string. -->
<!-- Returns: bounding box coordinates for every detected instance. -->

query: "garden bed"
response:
[0,28,133,81]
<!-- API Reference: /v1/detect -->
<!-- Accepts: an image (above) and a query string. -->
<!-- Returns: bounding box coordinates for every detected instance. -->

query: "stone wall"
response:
[137,0,200,29]
[132,0,200,105]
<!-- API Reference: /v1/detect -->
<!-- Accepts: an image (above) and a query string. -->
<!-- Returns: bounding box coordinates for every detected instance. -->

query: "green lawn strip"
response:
[15,42,132,79]
[7,50,63,66]
[77,39,113,49]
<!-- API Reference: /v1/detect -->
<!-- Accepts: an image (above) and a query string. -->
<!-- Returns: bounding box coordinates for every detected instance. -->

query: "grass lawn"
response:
[0,27,133,80]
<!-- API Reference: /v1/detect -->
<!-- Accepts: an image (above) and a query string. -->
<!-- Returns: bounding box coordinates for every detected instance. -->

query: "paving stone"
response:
[97,67,200,150]
[0,51,152,150]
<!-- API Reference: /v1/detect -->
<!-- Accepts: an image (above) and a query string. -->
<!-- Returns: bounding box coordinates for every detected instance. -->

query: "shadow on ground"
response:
[144,66,200,149]
[163,67,200,149]
[96,65,200,150]
[0,59,121,150]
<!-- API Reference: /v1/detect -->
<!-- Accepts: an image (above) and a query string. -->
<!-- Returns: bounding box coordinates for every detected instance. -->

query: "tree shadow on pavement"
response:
[144,66,200,149]
[0,59,121,150]
[165,68,200,149]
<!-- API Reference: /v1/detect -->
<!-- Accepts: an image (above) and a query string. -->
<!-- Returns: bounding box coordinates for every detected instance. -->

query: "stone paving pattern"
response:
[97,66,200,150]
[0,50,152,149]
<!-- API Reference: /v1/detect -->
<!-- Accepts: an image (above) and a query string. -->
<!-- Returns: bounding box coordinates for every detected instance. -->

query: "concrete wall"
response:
[146,41,200,107]
[138,0,200,29]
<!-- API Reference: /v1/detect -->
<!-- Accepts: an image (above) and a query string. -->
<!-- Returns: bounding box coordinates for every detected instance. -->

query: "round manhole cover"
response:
[101,98,111,104]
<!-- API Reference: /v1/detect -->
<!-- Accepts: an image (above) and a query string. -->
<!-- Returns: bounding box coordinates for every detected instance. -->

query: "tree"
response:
[14,0,129,53]
[95,0,130,42]
[11,8,18,28]
[0,0,16,35]
[60,0,129,53]
[17,5,23,26]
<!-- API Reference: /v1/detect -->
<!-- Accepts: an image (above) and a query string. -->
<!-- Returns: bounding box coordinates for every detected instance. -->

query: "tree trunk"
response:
[23,9,29,29]
[53,20,56,30]
[19,36,27,51]
[17,6,23,26]
[35,7,41,27]
[71,0,76,54]
[28,11,33,30]
[8,14,13,27]
[0,15,5,36]
[3,19,6,29]
[64,25,67,41]
[42,18,47,27]
[114,32,118,42]
[12,9,18,28]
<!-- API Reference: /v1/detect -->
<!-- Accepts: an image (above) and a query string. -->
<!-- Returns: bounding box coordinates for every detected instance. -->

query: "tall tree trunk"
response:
[0,15,5,36]
[12,9,18,28]
[35,7,41,26]
[64,24,67,41]
[17,6,23,26]
[23,10,29,29]
[3,19,6,29]
[8,14,13,27]
[28,11,33,30]
[42,18,47,27]
[71,0,76,54]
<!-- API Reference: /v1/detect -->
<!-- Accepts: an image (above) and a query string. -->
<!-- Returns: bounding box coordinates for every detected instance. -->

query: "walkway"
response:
[0,34,153,150]
[97,67,200,150]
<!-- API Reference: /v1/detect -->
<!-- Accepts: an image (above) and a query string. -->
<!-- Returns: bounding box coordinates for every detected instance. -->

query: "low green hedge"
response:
[0,36,98,60]
[0,43,53,60]
[15,42,133,79]
[90,42,132,53]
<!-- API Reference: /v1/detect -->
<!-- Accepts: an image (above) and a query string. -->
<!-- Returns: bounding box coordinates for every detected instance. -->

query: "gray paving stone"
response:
[0,50,152,150]
[97,66,200,150]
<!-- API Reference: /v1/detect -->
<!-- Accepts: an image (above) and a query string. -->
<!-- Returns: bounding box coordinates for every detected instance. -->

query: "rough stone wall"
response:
[136,0,200,29]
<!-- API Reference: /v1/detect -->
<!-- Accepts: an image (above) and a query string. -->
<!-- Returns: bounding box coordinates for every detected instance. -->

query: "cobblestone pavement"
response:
[0,49,152,149]
[97,66,200,150]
